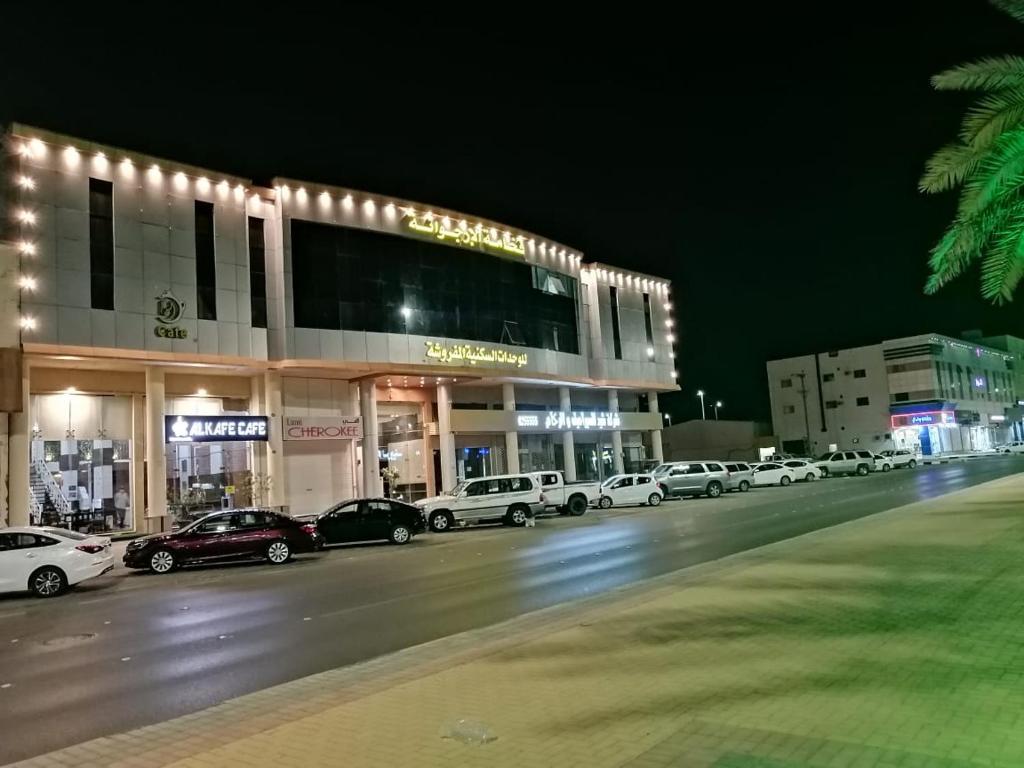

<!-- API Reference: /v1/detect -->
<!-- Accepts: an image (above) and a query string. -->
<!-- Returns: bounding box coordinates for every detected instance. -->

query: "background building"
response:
[0,125,678,531]
[767,333,1019,456]
[661,419,775,462]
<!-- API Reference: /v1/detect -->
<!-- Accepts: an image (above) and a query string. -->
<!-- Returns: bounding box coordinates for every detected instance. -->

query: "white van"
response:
[416,474,546,531]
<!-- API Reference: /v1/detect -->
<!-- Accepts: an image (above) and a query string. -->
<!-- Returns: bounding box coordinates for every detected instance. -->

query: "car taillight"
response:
[301,524,317,536]
[76,544,105,554]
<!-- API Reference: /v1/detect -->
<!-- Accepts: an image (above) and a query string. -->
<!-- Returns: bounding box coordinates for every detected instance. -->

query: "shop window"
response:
[893,392,909,402]
[609,286,623,359]
[856,396,870,406]
[642,292,655,348]
[89,178,114,310]
[195,201,216,320]
[248,216,267,329]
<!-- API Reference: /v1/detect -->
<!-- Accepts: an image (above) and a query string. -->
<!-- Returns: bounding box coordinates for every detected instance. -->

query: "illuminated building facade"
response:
[0,125,677,530]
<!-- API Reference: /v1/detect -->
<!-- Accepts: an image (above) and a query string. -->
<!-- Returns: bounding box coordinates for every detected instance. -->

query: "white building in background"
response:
[767,333,1019,457]
[0,124,678,533]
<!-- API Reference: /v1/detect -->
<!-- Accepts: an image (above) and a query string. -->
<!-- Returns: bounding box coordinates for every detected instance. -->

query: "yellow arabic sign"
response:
[425,341,528,368]
[406,213,526,257]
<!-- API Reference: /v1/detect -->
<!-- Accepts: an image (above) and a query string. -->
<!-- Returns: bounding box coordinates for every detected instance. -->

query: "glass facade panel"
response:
[290,221,579,354]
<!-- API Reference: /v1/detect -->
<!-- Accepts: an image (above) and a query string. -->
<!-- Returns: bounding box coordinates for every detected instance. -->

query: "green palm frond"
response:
[992,0,1024,22]
[932,55,1024,91]
[959,86,1024,148]
[920,144,986,192]
[957,128,1024,215]
[979,203,1024,301]
[925,203,1015,292]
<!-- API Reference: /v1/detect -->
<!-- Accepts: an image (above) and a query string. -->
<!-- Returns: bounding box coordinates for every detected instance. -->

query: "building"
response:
[661,419,775,462]
[0,125,678,532]
[767,333,1019,457]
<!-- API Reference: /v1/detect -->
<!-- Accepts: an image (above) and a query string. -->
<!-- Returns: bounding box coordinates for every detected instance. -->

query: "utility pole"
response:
[793,371,811,456]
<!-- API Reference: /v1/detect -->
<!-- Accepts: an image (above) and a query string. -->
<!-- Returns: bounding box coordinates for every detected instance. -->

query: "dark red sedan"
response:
[123,509,320,574]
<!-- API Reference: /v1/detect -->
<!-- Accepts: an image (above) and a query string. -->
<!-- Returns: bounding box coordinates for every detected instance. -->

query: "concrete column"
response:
[131,394,145,532]
[264,371,286,508]
[145,367,167,530]
[436,382,457,491]
[608,389,624,474]
[359,379,382,497]
[8,363,30,526]
[502,383,520,474]
[648,390,664,463]
[559,386,576,481]
[249,375,267,479]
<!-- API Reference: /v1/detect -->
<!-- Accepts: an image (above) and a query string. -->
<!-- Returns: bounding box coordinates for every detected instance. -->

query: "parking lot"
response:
[0,456,1021,763]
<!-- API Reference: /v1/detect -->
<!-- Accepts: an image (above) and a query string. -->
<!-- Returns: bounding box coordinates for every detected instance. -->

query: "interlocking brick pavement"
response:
[7,474,1024,768]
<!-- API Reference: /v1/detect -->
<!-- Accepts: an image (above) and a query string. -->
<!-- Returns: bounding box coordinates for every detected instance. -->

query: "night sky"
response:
[3,3,1023,422]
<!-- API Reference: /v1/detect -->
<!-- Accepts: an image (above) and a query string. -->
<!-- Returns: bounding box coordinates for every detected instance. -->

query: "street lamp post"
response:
[714,401,722,420]
[697,389,706,420]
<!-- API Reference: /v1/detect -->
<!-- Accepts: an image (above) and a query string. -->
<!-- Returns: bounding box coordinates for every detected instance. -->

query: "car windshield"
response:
[817,452,834,461]
[39,527,92,541]
[651,464,672,475]
[448,481,469,496]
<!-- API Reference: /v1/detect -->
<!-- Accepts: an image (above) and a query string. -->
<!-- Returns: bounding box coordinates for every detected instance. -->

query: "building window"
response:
[893,392,909,402]
[783,405,795,414]
[195,201,216,321]
[822,373,834,382]
[642,292,655,348]
[856,396,870,406]
[248,217,267,329]
[825,400,840,409]
[531,265,575,297]
[780,378,792,388]
[609,286,622,360]
[853,368,866,378]
[88,178,114,310]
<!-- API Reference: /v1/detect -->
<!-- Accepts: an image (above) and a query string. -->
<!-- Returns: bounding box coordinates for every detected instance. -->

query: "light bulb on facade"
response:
[196,388,207,397]
[147,164,162,183]
[666,333,675,343]
[173,172,188,191]
[671,371,678,379]
[217,180,229,198]
[400,306,412,319]
[28,138,45,158]
[665,318,673,327]
[19,241,36,255]
[343,194,354,210]
[646,347,655,358]
[18,275,36,291]
[63,146,80,168]
[233,184,244,203]
[19,316,36,330]
[15,175,35,190]
[363,198,376,213]
[92,152,109,173]
[120,157,134,178]
[296,187,308,204]
[16,209,36,225]
[197,176,210,194]
[319,191,331,207]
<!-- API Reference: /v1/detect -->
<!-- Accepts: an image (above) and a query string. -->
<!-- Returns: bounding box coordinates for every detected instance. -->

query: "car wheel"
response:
[506,504,529,526]
[390,524,412,545]
[856,464,869,476]
[430,511,453,532]
[882,463,891,473]
[805,473,816,482]
[598,495,613,509]
[149,549,176,574]
[266,540,291,565]
[647,492,662,506]
[738,480,750,492]
[706,481,723,498]
[567,494,588,516]
[29,566,67,598]
[780,475,792,487]
[908,459,917,468]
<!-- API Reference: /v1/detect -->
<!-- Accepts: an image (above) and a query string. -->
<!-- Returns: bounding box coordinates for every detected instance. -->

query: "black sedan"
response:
[124,509,320,573]
[316,498,425,545]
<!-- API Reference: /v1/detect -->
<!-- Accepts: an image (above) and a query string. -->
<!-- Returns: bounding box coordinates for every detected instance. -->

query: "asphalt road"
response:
[0,458,1020,764]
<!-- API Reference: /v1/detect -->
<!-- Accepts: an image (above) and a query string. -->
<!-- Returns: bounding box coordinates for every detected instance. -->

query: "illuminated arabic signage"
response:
[890,411,955,429]
[282,416,362,441]
[517,411,622,431]
[425,341,528,368]
[165,415,269,443]
[405,213,526,257]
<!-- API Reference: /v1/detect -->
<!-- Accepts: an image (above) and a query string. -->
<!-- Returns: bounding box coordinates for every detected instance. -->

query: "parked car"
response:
[0,527,113,597]
[994,441,1024,455]
[879,449,921,467]
[781,459,822,481]
[652,461,730,498]
[316,498,425,545]
[123,509,319,574]
[814,450,876,477]
[751,462,797,486]
[872,453,894,472]
[596,474,663,508]
[416,474,545,531]
[723,462,753,492]
[530,471,602,515]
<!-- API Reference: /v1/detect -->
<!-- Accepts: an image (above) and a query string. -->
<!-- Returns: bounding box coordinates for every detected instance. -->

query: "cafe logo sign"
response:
[154,290,188,339]
[282,416,363,441]
[165,415,269,443]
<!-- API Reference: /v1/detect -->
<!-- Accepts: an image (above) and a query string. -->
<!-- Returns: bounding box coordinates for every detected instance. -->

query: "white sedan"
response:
[873,453,894,472]
[0,527,113,597]
[596,474,664,508]
[751,462,797,486]
[781,459,822,481]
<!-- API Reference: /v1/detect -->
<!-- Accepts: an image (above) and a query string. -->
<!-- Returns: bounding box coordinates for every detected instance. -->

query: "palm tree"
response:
[922,0,1024,302]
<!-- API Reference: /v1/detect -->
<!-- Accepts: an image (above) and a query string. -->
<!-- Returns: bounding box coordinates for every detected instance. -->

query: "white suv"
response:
[416,474,546,531]
[996,441,1024,455]
[814,450,876,477]
[879,449,921,468]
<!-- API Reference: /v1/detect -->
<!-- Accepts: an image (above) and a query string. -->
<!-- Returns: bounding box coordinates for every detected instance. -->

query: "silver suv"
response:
[722,462,753,492]
[652,461,730,499]
[814,450,875,477]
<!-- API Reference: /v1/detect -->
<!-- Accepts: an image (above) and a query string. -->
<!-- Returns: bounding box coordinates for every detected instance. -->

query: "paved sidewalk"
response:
[8,474,1024,768]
